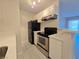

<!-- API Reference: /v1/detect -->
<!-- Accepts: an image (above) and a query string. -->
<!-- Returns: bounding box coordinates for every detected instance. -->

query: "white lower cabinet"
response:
[49,37,63,59]
[34,31,40,45]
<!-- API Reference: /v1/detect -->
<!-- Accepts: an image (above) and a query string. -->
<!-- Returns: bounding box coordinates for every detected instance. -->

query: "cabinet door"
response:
[34,32,38,45]
[49,38,63,59]
[34,31,40,45]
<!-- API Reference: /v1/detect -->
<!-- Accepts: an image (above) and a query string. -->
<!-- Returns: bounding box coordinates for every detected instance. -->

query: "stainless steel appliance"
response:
[37,27,57,58]
[37,35,49,51]
[37,35,49,57]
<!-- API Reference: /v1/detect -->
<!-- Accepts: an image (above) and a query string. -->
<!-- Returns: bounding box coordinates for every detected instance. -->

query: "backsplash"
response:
[41,20,57,31]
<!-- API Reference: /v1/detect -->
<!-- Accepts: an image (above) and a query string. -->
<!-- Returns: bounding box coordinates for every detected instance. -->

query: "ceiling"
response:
[20,0,57,14]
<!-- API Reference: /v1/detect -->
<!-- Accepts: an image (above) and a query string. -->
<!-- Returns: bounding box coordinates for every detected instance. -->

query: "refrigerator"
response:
[28,20,40,44]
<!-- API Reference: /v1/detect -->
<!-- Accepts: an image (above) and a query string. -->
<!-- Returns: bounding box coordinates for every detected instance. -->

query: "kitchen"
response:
[0,0,79,59]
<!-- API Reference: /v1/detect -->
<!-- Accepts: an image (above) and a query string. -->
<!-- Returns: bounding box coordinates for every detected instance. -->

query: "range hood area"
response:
[41,14,57,21]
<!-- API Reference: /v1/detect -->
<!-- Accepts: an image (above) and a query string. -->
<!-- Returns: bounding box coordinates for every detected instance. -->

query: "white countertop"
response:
[49,29,77,41]
[0,33,16,59]
[49,33,64,41]
[34,31,42,33]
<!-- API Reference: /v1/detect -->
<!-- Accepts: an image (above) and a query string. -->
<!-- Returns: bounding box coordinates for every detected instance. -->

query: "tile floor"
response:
[22,43,48,59]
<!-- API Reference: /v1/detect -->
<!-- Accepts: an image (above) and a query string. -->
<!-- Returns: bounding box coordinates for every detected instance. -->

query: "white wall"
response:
[0,0,20,59]
[0,0,20,34]
[40,20,57,31]
[34,5,56,20]
[20,10,35,47]
[18,10,35,59]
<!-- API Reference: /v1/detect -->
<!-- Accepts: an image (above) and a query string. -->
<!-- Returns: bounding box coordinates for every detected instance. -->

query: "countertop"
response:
[49,33,64,41]
[49,29,77,41]
[0,32,16,59]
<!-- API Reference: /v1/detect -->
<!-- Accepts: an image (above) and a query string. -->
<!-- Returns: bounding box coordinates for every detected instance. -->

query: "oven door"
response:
[37,35,49,51]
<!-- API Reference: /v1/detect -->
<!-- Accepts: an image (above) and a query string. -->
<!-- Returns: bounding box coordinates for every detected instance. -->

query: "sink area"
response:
[0,46,8,59]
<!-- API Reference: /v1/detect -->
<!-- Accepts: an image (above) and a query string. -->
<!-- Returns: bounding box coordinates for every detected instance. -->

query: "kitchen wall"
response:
[34,5,56,20]
[40,20,57,31]
[19,10,36,59]
[34,4,58,31]
[20,10,35,47]
[0,0,20,59]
